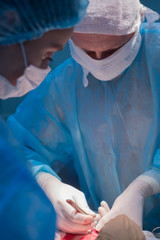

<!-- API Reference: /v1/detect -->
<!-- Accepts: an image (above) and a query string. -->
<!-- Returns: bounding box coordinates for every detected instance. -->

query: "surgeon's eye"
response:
[84,50,96,58]
[84,50,93,54]
[46,57,53,62]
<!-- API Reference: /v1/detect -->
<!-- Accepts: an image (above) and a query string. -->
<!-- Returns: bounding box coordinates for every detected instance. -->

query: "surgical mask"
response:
[0,43,51,99]
[69,32,142,87]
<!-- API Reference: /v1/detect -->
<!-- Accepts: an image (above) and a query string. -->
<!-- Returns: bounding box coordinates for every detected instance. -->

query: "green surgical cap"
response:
[0,0,89,45]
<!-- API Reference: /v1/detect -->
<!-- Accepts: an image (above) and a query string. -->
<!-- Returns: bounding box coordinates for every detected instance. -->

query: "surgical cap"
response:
[0,0,89,45]
[74,0,159,35]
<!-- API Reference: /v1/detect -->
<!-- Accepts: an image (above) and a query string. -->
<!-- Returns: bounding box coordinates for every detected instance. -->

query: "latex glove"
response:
[88,201,110,230]
[37,172,96,234]
[96,177,157,232]
[98,201,110,217]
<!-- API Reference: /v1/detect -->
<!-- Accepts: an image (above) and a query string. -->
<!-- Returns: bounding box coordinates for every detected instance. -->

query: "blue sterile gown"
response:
[0,120,56,240]
[8,23,160,231]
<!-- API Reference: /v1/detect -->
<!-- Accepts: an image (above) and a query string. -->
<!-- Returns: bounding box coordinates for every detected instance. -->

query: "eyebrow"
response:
[51,44,63,51]
[55,46,63,51]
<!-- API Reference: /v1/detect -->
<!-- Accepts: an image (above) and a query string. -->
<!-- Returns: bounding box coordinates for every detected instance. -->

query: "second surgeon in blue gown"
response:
[0,0,89,239]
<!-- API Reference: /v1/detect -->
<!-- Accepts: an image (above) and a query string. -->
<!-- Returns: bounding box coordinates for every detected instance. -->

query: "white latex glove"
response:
[37,172,96,234]
[97,203,159,240]
[96,176,159,232]
[98,201,110,217]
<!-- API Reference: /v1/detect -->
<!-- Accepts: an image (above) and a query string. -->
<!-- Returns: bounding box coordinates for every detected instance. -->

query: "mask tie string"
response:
[20,42,28,68]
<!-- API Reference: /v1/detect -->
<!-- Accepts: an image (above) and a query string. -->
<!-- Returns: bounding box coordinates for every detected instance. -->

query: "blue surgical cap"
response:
[0,0,89,45]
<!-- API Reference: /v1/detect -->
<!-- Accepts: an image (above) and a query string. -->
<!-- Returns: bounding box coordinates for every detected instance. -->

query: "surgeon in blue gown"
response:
[8,0,160,234]
[0,0,89,239]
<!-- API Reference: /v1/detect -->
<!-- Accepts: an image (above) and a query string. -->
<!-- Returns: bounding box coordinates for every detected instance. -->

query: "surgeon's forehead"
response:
[71,32,132,51]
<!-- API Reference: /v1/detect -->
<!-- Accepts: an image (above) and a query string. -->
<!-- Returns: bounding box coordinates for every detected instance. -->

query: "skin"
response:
[71,32,135,60]
[0,27,73,85]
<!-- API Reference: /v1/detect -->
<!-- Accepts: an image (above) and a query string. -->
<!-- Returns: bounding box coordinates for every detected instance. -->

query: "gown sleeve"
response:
[7,66,73,178]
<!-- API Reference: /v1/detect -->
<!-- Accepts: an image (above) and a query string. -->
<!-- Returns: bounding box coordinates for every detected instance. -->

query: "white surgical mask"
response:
[69,32,142,87]
[0,65,51,99]
[0,43,51,99]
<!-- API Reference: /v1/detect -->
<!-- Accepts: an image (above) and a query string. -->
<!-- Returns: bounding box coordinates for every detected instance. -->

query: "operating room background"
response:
[0,0,160,120]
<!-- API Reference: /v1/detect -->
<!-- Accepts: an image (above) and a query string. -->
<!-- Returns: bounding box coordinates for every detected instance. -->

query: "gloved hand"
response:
[36,172,96,234]
[96,176,158,232]
[98,201,110,217]
[86,201,110,230]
